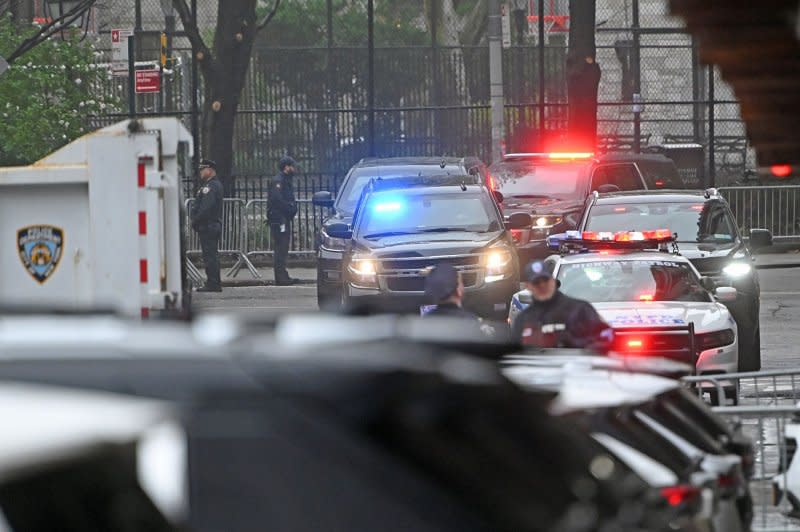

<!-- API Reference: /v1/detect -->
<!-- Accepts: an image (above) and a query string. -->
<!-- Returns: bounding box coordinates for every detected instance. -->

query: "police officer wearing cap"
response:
[191,159,224,292]
[511,260,611,349]
[267,156,299,285]
[423,263,478,319]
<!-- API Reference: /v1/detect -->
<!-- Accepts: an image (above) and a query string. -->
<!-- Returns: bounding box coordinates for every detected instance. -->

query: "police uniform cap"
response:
[524,260,554,282]
[279,156,297,171]
[425,263,460,302]
[199,159,217,170]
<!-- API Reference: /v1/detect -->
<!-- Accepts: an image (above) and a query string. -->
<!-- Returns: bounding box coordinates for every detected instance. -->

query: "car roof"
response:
[598,153,676,165]
[557,251,691,265]
[356,157,470,168]
[594,190,716,204]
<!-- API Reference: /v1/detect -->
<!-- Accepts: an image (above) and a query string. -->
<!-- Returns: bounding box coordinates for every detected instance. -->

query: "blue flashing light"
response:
[564,230,581,239]
[373,201,404,214]
[547,232,568,250]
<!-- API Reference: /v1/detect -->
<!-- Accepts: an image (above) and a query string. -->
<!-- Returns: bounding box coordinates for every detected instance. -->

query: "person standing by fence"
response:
[268,156,299,285]
[191,159,224,292]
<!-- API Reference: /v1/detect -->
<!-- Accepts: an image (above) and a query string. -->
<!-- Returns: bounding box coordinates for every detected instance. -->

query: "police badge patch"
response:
[17,225,64,284]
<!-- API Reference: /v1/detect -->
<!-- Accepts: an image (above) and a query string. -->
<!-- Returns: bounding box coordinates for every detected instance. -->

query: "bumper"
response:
[696,339,739,375]
[345,277,519,320]
[317,247,344,297]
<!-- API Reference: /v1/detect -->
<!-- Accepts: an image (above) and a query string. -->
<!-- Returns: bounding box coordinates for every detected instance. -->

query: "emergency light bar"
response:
[503,152,595,161]
[546,229,677,253]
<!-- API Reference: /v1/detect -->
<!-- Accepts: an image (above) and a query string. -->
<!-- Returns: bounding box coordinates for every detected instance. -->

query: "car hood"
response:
[502,196,584,216]
[355,231,502,255]
[323,211,353,228]
[593,301,731,333]
[675,241,740,260]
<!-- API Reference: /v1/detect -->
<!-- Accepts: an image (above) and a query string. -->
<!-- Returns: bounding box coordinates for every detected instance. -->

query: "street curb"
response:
[755,263,800,270]
[221,279,316,287]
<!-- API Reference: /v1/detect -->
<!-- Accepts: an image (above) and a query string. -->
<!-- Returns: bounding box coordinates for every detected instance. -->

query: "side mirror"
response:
[714,286,738,302]
[326,222,352,240]
[492,190,504,204]
[506,212,533,230]
[749,228,773,251]
[596,184,621,194]
[700,276,716,291]
[312,191,335,208]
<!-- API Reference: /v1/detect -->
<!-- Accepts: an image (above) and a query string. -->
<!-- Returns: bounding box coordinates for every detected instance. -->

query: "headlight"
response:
[485,249,513,283]
[347,259,378,288]
[320,229,348,251]
[723,262,752,278]
[533,216,562,229]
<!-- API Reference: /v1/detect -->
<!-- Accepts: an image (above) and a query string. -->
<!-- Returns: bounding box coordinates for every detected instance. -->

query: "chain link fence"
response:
[86,0,753,198]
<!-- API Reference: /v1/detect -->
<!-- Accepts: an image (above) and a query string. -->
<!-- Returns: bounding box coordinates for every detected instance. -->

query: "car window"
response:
[557,259,711,303]
[585,201,737,244]
[356,190,500,237]
[637,161,684,188]
[591,165,643,191]
[488,161,588,200]
[636,401,726,455]
[336,165,464,214]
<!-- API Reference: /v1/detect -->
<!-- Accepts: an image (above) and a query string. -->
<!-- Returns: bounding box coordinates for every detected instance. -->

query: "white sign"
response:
[501,3,512,49]
[111,28,134,77]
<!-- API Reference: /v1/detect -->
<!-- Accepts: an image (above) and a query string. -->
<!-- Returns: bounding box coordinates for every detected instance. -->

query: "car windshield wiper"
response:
[362,231,416,239]
[417,227,470,233]
[508,194,554,200]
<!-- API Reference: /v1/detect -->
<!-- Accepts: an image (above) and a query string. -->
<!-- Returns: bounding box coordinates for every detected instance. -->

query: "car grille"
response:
[378,254,483,293]
[692,257,730,276]
[613,329,696,364]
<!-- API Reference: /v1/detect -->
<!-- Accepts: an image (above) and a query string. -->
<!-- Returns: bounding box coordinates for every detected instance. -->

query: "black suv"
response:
[324,176,530,319]
[489,152,680,264]
[313,157,490,307]
[577,188,773,371]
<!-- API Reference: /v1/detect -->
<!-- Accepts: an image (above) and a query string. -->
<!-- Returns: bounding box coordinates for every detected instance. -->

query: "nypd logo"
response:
[17,225,64,284]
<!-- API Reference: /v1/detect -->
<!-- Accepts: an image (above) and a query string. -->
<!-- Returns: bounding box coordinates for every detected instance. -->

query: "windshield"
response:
[489,161,587,199]
[357,190,500,238]
[557,260,711,303]
[336,165,464,213]
[585,201,737,243]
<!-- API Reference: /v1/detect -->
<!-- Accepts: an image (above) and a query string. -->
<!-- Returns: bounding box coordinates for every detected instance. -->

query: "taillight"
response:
[511,229,524,244]
[638,294,654,302]
[627,338,644,350]
[661,485,701,507]
[696,329,735,350]
[655,179,665,187]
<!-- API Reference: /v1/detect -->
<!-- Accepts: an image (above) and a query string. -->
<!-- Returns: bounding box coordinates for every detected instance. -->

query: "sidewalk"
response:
[220,266,317,287]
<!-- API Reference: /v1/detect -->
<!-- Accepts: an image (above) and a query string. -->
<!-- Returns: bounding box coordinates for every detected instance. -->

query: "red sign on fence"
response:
[135,69,161,94]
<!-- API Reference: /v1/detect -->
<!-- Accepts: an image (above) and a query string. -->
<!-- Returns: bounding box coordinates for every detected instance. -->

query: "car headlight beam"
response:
[722,262,752,278]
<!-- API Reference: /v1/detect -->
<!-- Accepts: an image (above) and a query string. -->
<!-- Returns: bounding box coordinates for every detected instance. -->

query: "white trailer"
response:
[0,118,192,318]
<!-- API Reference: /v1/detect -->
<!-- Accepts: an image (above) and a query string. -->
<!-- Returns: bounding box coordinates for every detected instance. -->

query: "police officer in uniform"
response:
[423,263,478,319]
[191,159,224,292]
[268,156,299,285]
[511,260,612,349]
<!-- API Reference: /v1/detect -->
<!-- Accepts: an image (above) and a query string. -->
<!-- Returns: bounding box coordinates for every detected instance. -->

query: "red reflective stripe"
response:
[138,163,146,188]
[140,259,148,283]
[141,308,150,319]
[138,211,147,235]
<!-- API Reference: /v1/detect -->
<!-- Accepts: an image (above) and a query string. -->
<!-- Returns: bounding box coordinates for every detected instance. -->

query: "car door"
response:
[591,164,647,192]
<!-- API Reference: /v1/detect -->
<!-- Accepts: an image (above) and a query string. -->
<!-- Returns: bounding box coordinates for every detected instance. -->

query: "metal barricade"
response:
[185,198,260,279]
[719,186,800,240]
[243,198,328,261]
[684,369,800,531]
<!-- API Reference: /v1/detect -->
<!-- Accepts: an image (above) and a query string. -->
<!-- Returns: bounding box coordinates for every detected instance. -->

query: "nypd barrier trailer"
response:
[0,119,192,317]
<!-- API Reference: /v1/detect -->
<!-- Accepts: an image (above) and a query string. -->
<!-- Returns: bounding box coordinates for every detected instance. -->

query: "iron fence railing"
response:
[720,186,800,240]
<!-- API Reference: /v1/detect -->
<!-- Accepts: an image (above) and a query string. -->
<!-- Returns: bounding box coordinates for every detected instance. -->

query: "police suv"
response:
[508,231,740,384]
[324,175,531,319]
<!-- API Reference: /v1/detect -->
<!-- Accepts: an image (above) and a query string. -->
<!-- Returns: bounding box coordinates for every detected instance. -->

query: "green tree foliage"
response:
[0,15,117,166]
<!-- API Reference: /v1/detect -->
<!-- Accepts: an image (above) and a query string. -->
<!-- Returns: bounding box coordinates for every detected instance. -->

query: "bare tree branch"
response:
[172,0,210,58]
[256,0,281,32]
[6,0,97,63]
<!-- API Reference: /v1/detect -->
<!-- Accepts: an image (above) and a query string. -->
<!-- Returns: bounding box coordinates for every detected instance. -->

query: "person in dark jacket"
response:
[511,260,612,349]
[191,159,224,292]
[268,156,299,285]
[422,263,478,319]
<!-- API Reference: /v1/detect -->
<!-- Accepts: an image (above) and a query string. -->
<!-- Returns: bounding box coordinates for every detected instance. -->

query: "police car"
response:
[508,230,740,380]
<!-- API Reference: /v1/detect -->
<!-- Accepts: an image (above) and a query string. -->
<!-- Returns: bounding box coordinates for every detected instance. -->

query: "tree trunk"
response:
[200,0,260,195]
[566,0,600,151]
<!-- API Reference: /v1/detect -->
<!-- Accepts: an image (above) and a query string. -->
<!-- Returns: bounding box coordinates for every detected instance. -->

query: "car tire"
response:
[317,283,341,311]
[739,327,762,373]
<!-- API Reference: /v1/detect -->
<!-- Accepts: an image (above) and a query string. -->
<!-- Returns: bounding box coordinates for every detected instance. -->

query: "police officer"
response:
[511,260,612,349]
[268,156,299,286]
[191,159,224,292]
[423,263,478,319]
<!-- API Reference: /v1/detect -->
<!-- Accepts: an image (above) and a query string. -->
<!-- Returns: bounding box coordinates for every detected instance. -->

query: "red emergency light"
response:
[771,164,792,178]
[638,294,654,302]
[547,152,594,160]
[579,229,673,242]
[627,338,644,349]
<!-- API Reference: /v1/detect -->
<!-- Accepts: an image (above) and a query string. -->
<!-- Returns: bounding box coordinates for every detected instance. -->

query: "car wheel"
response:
[317,283,340,311]
[739,326,762,372]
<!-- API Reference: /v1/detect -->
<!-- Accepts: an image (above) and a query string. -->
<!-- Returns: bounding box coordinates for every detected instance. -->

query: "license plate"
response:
[420,305,437,316]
